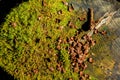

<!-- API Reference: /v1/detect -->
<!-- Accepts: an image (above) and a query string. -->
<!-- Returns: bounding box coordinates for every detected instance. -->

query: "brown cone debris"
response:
[55,7,109,80]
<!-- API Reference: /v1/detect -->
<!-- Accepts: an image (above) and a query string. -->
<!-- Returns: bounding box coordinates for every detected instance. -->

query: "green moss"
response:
[0,0,84,79]
[0,0,114,79]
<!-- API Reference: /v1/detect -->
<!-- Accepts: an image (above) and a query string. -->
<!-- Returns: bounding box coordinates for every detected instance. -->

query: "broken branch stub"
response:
[89,8,95,30]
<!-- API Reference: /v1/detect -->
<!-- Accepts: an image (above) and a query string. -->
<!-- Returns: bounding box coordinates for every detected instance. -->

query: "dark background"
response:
[0,0,28,24]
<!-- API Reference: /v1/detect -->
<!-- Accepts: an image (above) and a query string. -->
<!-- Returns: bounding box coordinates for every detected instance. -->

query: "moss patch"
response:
[0,0,115,80]
[0,0,84,79]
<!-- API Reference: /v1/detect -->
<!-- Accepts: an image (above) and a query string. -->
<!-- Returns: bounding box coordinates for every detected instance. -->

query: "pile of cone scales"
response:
[56,28,107,79]
[55,7,116,79]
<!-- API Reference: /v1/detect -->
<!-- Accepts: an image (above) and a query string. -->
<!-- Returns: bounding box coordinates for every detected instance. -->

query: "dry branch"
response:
[87,11,117,37]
